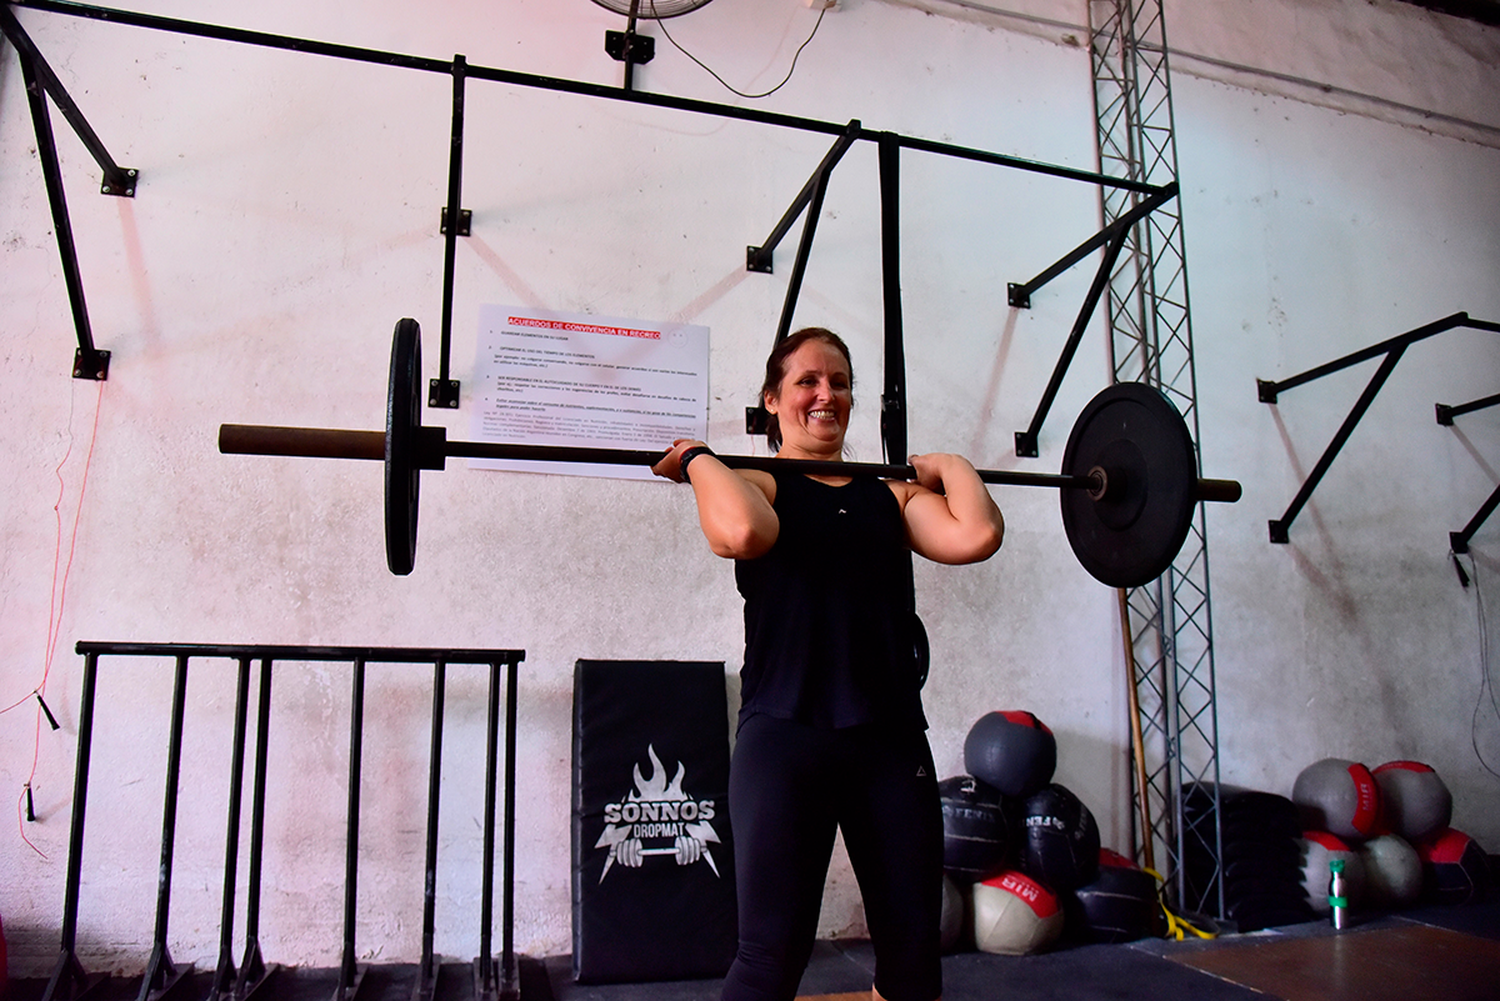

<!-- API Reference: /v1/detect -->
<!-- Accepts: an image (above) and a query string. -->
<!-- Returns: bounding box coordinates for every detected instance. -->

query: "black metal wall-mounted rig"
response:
[5,0,1175,463]
[1257,310,1500,546]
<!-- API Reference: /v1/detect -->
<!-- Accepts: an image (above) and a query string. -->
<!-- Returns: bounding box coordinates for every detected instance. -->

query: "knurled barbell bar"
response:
[219,318,1240,585]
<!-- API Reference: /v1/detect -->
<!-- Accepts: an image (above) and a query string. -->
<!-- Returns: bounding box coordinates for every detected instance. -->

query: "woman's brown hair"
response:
[758,327,854,452]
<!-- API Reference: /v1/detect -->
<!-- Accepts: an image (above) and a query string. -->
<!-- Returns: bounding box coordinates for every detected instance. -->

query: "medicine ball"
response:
[971,870,1064,956]
[1358,834,1423,909]
[1372,761,1452,843]
[1071,849,1158,943]
[1297,830,1366,914]
[964,711,1057,800]
[940,873,967,953]
[939,775,1012,883]
[1292,758,1381,841]
[1019,783,1100,892]
[1417,829,1491,906]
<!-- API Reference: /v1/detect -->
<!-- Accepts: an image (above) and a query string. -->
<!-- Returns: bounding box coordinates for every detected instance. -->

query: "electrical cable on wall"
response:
[5,379,105,858]
[654,3,827,99]
[1454,551,1500,780]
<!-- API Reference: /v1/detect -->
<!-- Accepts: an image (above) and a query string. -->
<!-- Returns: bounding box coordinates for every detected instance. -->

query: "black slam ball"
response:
[1020,783,1101,893]
[940,774,1012,883]
[964,711,1058,800]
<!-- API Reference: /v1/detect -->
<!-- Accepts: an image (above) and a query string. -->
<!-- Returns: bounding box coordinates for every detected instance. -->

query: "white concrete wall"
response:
[0,0,1496,975]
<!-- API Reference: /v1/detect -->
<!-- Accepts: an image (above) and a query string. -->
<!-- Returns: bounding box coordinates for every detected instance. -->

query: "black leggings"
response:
[722,714,943,1001]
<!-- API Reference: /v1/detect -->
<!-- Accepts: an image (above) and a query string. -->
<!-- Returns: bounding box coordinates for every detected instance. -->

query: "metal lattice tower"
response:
[1089,0,1224,918]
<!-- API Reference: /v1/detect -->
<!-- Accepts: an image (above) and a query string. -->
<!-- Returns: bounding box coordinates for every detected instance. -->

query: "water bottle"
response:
[1328,858,1348,929]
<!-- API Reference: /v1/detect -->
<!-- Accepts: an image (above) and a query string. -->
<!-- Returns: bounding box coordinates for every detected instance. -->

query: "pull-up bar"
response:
[10,0,1164,193]
[8,0,1179,461]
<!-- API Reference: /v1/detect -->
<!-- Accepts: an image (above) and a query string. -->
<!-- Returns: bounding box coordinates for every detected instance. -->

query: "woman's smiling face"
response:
[766,338,853,459]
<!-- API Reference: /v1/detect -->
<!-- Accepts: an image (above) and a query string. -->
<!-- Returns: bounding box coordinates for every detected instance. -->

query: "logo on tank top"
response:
[595,744,723,882]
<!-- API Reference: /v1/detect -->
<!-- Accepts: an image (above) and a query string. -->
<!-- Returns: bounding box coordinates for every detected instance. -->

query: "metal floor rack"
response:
[43,643,527,1001]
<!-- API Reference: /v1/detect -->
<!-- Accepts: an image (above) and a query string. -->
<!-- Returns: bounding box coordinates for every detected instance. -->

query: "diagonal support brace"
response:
[1007,181,1177,309]
[1,5,137,195]
[1450,483,1500,555]
[746,119,861,274]
[1013,222,1134,458]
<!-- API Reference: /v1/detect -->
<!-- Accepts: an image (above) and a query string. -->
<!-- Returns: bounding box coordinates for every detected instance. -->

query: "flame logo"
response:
[595,745,722,883]
[633,745,686,801]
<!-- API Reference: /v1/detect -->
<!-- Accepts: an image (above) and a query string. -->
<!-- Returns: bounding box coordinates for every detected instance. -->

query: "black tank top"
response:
[734,470,925,730]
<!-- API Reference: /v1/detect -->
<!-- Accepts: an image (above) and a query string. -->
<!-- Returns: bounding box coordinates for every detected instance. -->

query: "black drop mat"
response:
[543,950,722,1000]
[1398,895,1500,941]
[11,901,1497,1001]
[542,938,1266,1000]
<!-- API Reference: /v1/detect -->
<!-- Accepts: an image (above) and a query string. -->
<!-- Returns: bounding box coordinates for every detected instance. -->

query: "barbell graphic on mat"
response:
[218,319,1240,585]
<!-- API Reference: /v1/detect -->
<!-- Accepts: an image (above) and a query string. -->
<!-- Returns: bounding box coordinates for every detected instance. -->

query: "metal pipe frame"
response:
[11,0,1165,190]
[770,160,832,348]
[1255,312,1493,403]
[43,653,99,1001]
[878,133,907,465]
[0,4,136,193]
[7,16,111,380]
[476,664,501,999]
[237,660,275,1000]
[8,0,1175,410]
[1013,222,1134,458]
[49,643,526,1001]
[476,657,522,1001]
[136,655,191,1001]
[211,658,254,999]
[415,660,447,1001]
[1006,181,1178,309]
[745,120,860,275]
[1451,483,1500,556]
[337,658,367,1001]
[431,58,467,410]
[1258,312,1500,543]
[1268,347,1405,544]
[744,122,860,436]
[1440,394,1500,554]
[1436,391,1500,426]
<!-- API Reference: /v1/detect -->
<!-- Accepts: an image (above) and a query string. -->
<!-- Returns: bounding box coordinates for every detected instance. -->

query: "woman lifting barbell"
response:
[652,327,1005,1001]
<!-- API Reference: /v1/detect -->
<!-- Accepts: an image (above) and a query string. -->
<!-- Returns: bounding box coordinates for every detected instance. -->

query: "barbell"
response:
[219,318,1240,585]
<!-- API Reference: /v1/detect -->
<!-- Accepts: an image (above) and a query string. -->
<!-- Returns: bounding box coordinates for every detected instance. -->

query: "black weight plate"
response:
[1060,383,1196,588]
[385,318,422,575]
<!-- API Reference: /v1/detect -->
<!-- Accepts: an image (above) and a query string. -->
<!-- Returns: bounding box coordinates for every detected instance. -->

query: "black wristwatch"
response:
[678,445,716,484]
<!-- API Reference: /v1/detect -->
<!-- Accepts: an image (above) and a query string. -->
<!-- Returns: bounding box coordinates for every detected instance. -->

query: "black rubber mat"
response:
[10,900,1496,1001]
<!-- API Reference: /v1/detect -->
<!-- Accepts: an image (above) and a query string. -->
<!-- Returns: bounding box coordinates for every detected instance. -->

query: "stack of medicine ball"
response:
[1291,758,1491,915]
[939,711,1157,956]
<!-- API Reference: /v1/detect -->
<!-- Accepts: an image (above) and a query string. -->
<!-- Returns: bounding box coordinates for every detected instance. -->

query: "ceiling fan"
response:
[591,0,717,15]
[591,0,719,88]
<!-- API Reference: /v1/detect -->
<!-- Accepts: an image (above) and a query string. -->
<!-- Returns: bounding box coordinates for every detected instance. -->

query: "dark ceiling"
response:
[1397,0,1500,27]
